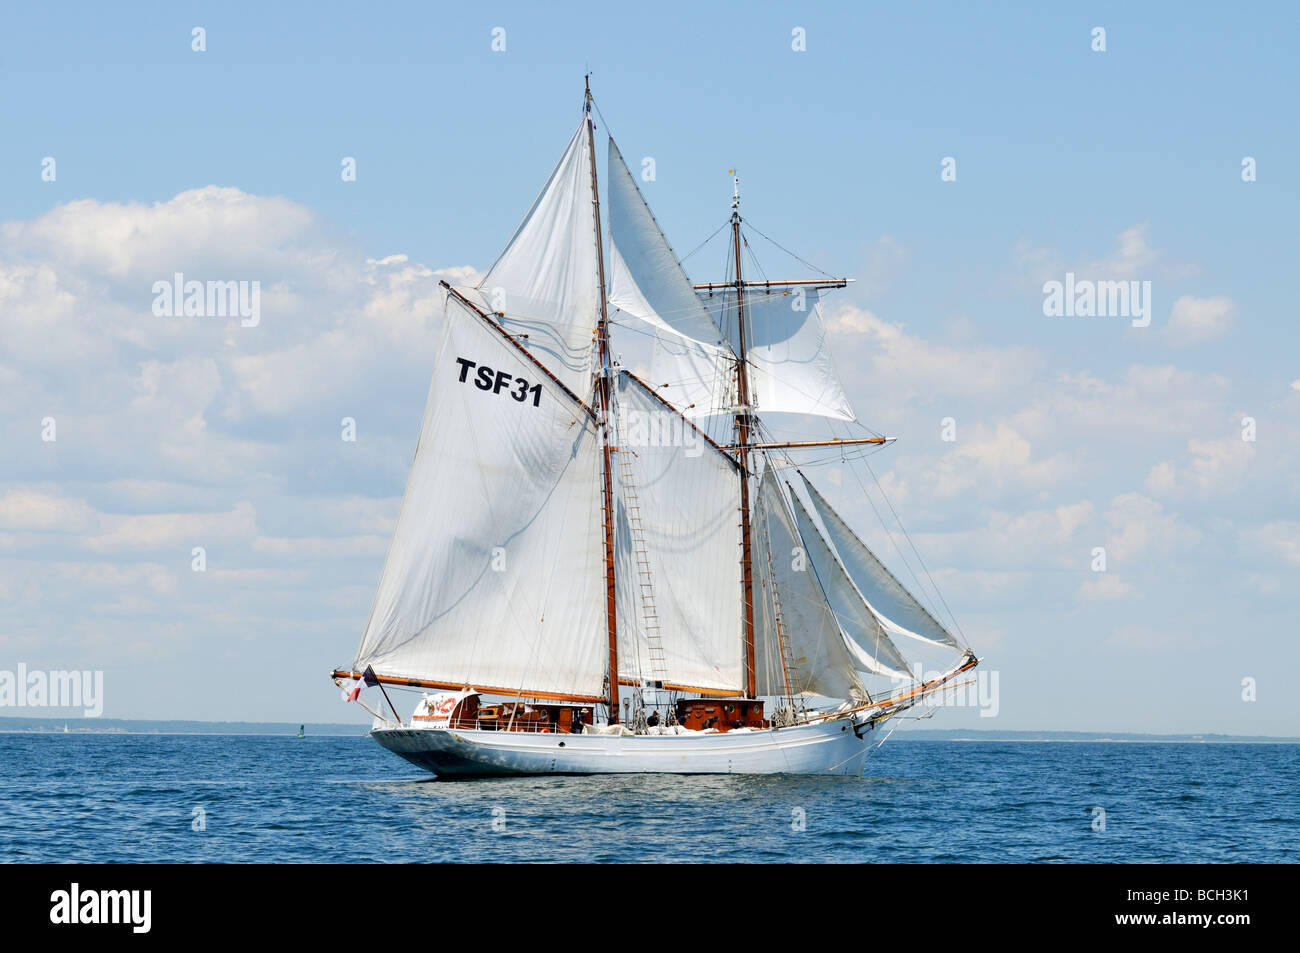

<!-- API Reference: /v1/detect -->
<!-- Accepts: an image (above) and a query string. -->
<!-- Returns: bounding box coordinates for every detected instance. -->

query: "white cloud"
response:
[1086,223,1159,280]
[823,303,1043,401]
[87,501,259,552]
[1240,521,1300,567]
[1164,294,1236,345]
[1077,574,1139,601]
[1102,492,1202,565]
[929,422,1073,500]
[1145,437,1253,499]
[0,489,97,533]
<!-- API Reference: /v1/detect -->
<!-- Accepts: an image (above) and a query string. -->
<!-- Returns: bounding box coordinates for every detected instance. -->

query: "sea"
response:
[2,733,1296,863]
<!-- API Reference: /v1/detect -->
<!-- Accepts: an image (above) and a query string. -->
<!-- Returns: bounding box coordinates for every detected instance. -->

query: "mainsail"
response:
[353,293,608,699]
[613,372,743,693]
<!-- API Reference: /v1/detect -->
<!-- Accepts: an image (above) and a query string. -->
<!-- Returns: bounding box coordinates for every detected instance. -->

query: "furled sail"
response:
[354,293,608,698]
[475,120,600,399]
[752,467,864,700]
[800,474,960,650]
[787,487,912,680]
[613,372,743,693]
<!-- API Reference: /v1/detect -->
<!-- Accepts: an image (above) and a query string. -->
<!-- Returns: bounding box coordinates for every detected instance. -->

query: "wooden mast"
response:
[730,173,758,700]
[586,76,621,724]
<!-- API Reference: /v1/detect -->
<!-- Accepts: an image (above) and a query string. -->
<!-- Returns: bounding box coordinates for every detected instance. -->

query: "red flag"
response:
[343,665,379,702]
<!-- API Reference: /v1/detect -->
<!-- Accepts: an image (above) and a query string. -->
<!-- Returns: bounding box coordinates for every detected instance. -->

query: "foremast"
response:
[586,76,621,723]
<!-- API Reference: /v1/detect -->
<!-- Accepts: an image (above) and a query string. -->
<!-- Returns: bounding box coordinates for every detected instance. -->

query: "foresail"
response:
[787,487,913,680]
[355,293,608,697]
[476,120,599,398]
[800,474,961,650]
[613,372,743,693]
[753,467,863,700]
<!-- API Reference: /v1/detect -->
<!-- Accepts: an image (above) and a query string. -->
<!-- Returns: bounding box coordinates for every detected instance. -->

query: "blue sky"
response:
[1,2,1297,732]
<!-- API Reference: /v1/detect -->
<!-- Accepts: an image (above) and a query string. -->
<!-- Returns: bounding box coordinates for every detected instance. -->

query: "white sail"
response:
[694,287,856,421]
[476,120,600,399]
[646,289,856,422]
[355,293,608,698]
[607,138,725,344]
[800,474,960,650]
[604,137,853,422]
[753,467,863,700]
[613,372,743,693]
[787,487,912,680]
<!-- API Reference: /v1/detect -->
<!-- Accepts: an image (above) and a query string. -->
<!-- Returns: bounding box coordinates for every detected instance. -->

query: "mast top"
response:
[729,169,740,217]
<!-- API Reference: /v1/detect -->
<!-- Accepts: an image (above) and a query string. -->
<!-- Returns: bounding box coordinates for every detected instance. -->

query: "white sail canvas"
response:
[613,372,743,693]
[801,474,960,650]
[355,293,608,698]
[752,468,864,700]
[477,121,601,399]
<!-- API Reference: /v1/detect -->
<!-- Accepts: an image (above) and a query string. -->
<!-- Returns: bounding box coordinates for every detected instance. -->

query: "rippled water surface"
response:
[2,735,1295,862]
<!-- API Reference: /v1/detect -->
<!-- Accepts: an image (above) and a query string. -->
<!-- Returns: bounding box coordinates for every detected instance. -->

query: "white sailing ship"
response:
[333,80,978,776]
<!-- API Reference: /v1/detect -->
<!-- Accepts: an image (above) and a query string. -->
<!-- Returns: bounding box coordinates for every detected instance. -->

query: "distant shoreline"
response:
[0,716,369,736]
[0,717,1295,743]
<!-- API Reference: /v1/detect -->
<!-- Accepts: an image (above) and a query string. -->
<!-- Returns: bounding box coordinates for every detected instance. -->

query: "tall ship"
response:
[332,80,978,776]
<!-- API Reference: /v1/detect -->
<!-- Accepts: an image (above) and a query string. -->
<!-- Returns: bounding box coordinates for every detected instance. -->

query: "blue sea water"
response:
[1,735,1296,863]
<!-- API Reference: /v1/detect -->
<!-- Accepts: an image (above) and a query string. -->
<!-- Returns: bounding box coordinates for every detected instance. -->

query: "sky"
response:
[1,2,1297,733]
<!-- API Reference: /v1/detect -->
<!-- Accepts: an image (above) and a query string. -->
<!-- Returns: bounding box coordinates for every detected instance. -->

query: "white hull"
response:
[370,713,878,777]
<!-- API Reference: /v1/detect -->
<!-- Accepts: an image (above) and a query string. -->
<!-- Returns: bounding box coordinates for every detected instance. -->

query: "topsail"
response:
[606,140,854,422]
[476,121,601,398]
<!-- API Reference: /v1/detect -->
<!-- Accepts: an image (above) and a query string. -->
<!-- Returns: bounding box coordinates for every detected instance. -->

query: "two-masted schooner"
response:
[331,80,978,776]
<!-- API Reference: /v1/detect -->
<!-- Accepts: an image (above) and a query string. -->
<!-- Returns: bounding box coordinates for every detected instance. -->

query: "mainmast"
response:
[730,173,758,700]
[586,76,621,723]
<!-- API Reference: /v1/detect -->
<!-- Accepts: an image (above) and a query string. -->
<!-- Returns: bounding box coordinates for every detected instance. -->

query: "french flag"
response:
[343,665,379,702]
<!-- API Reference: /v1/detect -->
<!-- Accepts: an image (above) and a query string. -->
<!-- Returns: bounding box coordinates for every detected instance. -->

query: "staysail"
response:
[354,293,608,698]
[475,121,600,399]
[752,466,864,699]
[613,372,743,693]
[787,485,912,680]
[800,474,960,650]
